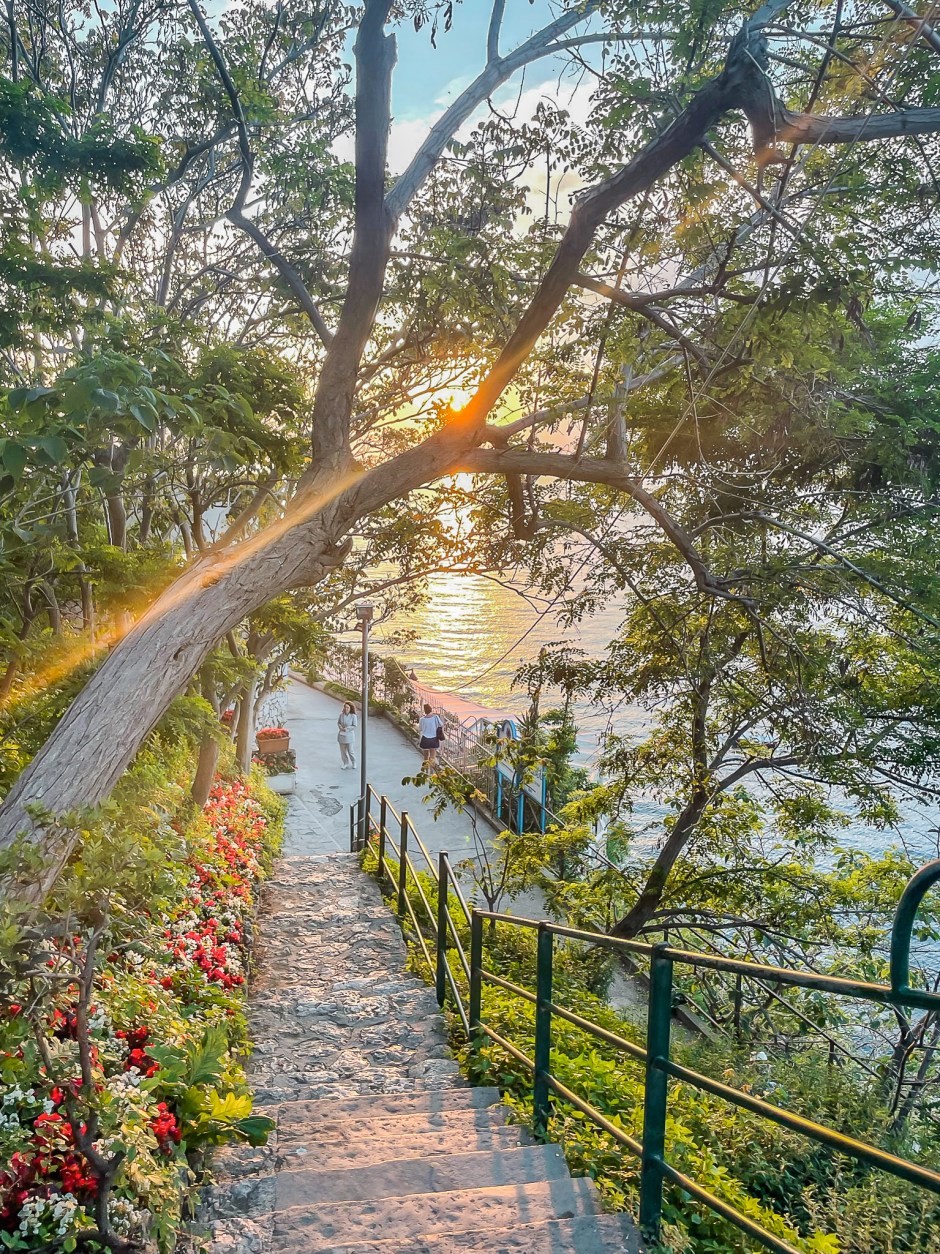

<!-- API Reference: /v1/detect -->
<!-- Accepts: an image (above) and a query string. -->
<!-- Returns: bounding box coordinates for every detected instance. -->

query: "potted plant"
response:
[252,748,297,794]
[256,725,290,755]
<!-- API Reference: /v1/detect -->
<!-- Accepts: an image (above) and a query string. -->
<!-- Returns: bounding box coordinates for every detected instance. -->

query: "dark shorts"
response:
[419,736,439,749]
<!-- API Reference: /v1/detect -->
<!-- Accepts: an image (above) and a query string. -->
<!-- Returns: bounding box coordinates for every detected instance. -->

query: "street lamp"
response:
[355,602,374,807]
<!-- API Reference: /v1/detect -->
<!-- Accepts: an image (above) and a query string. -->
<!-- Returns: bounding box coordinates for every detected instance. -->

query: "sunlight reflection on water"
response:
[382,570,940,873]
[383,569,633,767]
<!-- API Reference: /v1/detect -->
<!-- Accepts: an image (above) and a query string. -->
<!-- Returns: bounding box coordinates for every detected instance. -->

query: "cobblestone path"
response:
[202,854,641,1253]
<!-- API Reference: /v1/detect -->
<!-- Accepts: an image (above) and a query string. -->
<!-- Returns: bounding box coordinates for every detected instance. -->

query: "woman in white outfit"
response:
[337,702,357,769]
[417,703,444,767]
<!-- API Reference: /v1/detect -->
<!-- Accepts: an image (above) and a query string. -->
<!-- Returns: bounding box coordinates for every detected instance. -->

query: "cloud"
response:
[330,60,596,231]
[388,69,595,225]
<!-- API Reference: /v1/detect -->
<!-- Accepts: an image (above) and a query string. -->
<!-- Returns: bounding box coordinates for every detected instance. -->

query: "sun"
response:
[429,383,476,412]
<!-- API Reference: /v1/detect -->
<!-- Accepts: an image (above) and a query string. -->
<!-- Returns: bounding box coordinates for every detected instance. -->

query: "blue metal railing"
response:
[351,787,940,1252]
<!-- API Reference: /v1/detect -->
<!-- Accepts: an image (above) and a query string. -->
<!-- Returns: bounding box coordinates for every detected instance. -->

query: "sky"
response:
[392,1,566,119]
[364,1,602,208]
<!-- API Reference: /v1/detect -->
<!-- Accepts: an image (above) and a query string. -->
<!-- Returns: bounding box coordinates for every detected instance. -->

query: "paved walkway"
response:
[204,854,641,1254]
[282,679,491,864]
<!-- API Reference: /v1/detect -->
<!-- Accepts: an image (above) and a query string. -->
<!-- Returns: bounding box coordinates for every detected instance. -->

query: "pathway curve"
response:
[201,852,642,1254]
[281,679,486,861]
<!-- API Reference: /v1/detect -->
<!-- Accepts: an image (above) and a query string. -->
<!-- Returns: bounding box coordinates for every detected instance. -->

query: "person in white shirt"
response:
[337,702,357,769]
[417,703,444,766]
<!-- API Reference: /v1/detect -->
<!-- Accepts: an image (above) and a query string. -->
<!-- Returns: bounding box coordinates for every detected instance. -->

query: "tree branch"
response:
[186,0,333,348]
[741,512,940,627]
[455,447,749,605]
[775,102,940,145]
[574,273,711,366]
[387,2,606,221]
[486,0,505,63]
[881,0,940,58]
[227,211,334,347]
[309,0,396,468]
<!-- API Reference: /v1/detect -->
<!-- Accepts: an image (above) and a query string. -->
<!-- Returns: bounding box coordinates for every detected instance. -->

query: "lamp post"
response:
[355,602,374,808]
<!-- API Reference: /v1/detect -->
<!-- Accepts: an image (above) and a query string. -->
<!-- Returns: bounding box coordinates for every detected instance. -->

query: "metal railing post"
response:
[533,923,554,1138]
[397,812,409,916]
[890,857,940,995]
[469,909,483,1056]
[436,852,449,1007]
[361,786,372,851]
[348,803,355,853]
[639,942,674,1240]
[378,796,388,882]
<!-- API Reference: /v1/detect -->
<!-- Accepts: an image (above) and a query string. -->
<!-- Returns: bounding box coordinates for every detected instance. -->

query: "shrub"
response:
[0,773,283,1251]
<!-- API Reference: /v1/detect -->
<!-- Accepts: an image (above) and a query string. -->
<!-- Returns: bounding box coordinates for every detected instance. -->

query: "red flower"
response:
[150,1103,181,1154]
[51,1008,79,1041]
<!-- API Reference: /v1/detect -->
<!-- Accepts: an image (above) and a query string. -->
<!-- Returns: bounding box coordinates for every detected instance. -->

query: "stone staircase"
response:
[203,854,642,1253]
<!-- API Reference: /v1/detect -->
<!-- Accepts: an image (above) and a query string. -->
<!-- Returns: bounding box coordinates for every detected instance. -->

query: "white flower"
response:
[18,1193,79,1238]
[109,1196,145,1236]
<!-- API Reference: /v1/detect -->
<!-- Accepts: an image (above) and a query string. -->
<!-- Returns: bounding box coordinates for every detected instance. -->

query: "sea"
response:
[381,570,940,869]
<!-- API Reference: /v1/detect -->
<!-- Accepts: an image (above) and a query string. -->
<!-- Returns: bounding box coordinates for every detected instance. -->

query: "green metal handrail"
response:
[891,856,940,997]
[351,792,940,1251]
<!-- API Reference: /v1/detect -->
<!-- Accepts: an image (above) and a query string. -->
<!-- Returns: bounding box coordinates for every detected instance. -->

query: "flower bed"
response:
[0,775,282,1252]
[251,748,296,776]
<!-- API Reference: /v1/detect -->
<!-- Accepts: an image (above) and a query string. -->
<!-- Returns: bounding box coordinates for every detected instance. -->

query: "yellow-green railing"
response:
[351,785,940,1251]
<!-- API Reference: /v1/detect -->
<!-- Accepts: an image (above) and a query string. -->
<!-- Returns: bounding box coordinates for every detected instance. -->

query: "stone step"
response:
[209,1092,516,1187]
[276,1103,509,1145]
[248,1059,461,1100]
[273,1143,570,1208]
[211,1148,574,1213]
[276,1120,529,1170]
[269,1178,600,1251]
[264,1085,502,1123]
[210,1126,539,1215]
[267,1214,644,1254]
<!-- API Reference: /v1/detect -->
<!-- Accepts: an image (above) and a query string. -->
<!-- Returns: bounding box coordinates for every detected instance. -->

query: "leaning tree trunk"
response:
[608,789,710,940]
[0,485,352,901]
[0,404,493,900]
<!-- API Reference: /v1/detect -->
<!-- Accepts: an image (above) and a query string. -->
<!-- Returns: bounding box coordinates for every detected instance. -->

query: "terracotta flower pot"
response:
[256,733,290,755]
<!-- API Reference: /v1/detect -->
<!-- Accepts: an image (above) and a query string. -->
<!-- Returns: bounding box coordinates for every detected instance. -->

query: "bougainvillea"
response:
[0,775,281,1251]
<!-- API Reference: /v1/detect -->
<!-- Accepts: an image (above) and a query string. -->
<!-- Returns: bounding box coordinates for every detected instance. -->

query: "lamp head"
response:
[355,601,375,625]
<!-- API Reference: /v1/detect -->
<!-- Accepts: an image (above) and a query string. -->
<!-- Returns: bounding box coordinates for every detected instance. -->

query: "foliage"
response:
[0,771,283,1251]
[366,850,940,1254]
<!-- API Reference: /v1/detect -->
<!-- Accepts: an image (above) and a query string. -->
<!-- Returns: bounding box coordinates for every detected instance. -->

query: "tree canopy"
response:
[1,0,940,909]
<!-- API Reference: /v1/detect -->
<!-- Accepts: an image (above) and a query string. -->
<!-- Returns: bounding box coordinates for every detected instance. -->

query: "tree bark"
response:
[0,660,19,705]
[191,735,219,808]
[40,582,62,635]
[191,670,220,807]
[234,677,257,773]
[80,577,95,637]
[608,788,711,940]
[0,475,351,896]
[106,493,127,549]
[310,0,396,469]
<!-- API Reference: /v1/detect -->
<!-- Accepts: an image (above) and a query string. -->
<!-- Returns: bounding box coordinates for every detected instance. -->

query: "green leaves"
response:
[0,76,161,194]
[0,440,28,482]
